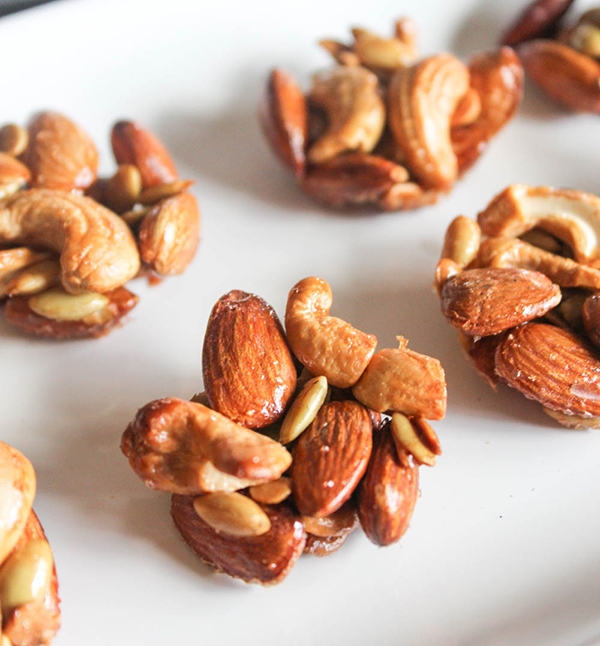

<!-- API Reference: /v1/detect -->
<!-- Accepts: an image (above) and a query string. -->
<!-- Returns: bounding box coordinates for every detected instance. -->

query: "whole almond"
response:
[495,322,600,417]
[291,400,372,517]
[441,267,562,336]
[25,111,98,190]
[501,0,575,47]
[202,290,297,429]
[357,422,419,547]
[352,344,447,420]
[171,495,306,585]
[111,120,178,188]
[518,40,600,113]
[259,69,307,177]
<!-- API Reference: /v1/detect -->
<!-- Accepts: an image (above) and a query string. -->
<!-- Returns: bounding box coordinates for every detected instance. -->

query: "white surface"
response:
[1,0,600,644]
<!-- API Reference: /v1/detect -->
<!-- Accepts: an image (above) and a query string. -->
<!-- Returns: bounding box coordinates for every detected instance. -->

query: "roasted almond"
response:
[357,422,419,547]
[352,343,447,420]
[441,267,562,336]
[111,120,178,188]
[518,40,600,113]
[202,290,297,429]
[259,69,308,177]
[292,401,372,517]
[25,111,98,190]
[501,0,575,47]
[171,495,306,585]
[495,322,600,417]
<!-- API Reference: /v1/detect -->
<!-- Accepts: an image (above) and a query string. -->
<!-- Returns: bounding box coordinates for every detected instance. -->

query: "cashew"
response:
[0,153,30,199]
[138,191,200,275]
[434,258,461,295]
[319,40,361,67]
[474,237,600,289]
[441,215,481,267]
[0,124,29,158]
[451,87,482,127]
[388,54,470,189]
[350,27,418,71]
[4,259,60,296]
[285,277,377,388]
[0,441,36,565]
[478,184,600,263]
[120,398,292,495]
[0,189,140,293]
[307,66,385,164]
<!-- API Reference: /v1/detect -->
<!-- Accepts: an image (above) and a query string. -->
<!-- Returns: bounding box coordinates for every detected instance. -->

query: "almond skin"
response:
[25,111,98,190]
[171,495,306,585]
[495,322,600,417]
[111,120,178,188]
[259,69,307,177]
[357,422,419,547]
[292,401,372,518]
[501,0,575,47]
[202,290,297,429]
[441,267,562,337]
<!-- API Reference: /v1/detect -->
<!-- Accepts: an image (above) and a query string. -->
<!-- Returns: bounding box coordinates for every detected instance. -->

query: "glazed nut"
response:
[0,153,31,198]
[569,23,600,58]
[285,277,377,389]
[0,441,36,564]
[388,54,470,190]
[350,26,418,70]
[121,398,292,495]
[111,120,178,188]
[352,341,447,420]
[501,0,575,47]
[249,477,293,505]
[104,164,142,214]
[0,248,50,282]
[519,228,563,254]
[137,179,194,205]
[434,258,461,296]
[559,292,587,330]
[0,124,29,157]
[441,215,481,267]
[5,259,60,297]
[583,294,600,348]
[307,66,385,164]
[517,40,600,114]
[390,413,440,467]
[0,189,140,293]
[279,375,328,444]
[0,538,53,615]
[580,8,600,29]
[478,184,600,263]
[319,40,362,67]
[28,287,110,322]
[302,501,358,538]
[192,493,271,537]
[25,111,98,190]
[451,88,482,127]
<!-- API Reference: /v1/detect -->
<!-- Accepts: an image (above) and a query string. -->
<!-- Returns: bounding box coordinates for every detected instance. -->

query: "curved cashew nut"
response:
[138,192,200,275]
[0,189,141,293]
[478,184,600,263]
[121,398,292,495]
[388,54,470,189]
[350,27,418,71]
[307,66,385,164]
[0,441,36,565]
[285,276,377,388]
[474,237,600,289]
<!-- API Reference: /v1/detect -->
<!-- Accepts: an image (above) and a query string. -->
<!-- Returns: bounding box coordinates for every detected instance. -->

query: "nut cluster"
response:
[502,0,600,113]
[260,18,523,211]
[0,112,200,339]
[0,441,60,645]
[436,184,600,428]
[121,276,447,585]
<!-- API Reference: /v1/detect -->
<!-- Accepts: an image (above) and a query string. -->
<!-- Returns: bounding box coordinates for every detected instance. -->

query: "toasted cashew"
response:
[121,398,292,495]
[388,54,470,189]
[0,441,36,566]
[285,276,377,388]
[307,66,385,164]
[350,27,418,71]
[5,259,60,296]
[0,189,140,293]
[138,192,200,275]
[474,237,600,288]
[451,88,482,127]
[441,215,481,267]
[478,184,600,263]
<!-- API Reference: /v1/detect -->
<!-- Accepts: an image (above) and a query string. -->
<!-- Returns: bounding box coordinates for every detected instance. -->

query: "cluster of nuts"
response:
[436,184,600,428]
[260,18,523,211]
[0,112,200,339]
[121,277,447,584]
[0,441,60,646]
[502,0,600,113]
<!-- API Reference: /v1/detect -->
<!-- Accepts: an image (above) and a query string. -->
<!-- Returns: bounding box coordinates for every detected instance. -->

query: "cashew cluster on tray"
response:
[0,113,200,339]
[260,18,524,210]
[0,441,60,645]
[436,184,600,429]
[121,277,447,584]
[502,0,600,113]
